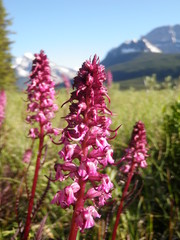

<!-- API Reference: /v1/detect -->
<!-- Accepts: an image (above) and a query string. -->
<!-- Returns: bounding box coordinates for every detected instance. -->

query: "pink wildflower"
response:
[26,50,58,138]
[76,206,101,231]
[23,149,32,164]
[52,55,117,233]
[51,182,80,208]
[112,121,149,240]
[106,70,113,88]
[23,50,59,239]
[0,90,7,128]
[120,121,149,173]
[62,74,71,93]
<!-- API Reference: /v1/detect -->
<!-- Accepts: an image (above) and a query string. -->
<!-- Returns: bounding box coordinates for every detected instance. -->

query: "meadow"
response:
[1,85,180,240]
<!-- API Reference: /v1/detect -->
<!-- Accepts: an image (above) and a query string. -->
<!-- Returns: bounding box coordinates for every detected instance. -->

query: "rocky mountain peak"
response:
[144,24,180,53]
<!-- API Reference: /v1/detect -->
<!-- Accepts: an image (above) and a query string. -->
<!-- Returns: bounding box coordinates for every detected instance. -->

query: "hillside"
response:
[106,53,180,81]
[102,24,180,82]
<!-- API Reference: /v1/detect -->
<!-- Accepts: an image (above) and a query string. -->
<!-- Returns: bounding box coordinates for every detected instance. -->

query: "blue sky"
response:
[3,0,180,69]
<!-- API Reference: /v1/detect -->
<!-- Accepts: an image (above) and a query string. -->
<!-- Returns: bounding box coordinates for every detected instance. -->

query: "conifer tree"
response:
[0,0,16,89]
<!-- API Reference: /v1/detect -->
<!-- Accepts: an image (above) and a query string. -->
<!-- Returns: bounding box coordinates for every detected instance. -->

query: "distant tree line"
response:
[0,0,16,90]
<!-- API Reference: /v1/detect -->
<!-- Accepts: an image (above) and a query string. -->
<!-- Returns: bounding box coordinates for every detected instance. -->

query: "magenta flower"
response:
[120,121,149,173]
[52,55,117,236]
[62,74,71,93]
[23,149,32,164]
[112,121,149,239]
[23,50,58,239]
[76,206,101,231]
[51,182,80,208]
[26,50,58,138]
[106,70,113,88]
[0,90,7,128]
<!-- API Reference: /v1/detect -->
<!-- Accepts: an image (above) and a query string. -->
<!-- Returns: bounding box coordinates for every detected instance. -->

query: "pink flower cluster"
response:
[0,90,6,128]
[120,121,148,173]
[62,74,71,93]
[26,50,58,138]
[52,55,116,231]
[106,70,113,88]
[23,149,32,164]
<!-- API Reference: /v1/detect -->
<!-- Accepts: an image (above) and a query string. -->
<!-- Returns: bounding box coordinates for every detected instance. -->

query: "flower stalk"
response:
[23,50,58,239]
[23,127,44,239]
[112,162,135,240]
[68,180,86,240]
[112,121,149,240]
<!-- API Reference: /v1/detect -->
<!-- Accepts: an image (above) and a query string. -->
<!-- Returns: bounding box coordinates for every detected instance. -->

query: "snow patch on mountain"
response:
[125,39,138,44]
[169,26,176,43]
[142,38,162,53]
[120,38,161,54]
[121,48,139,54]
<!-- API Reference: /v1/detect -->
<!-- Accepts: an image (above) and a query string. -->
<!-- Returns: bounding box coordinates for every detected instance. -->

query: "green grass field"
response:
[1,86,180,239]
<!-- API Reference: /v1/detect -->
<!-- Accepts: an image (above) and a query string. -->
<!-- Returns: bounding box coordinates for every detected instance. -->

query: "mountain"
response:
[101,24,180,82]
[13,52,77,89]
[144,24,180,53]
[101,38,162,67]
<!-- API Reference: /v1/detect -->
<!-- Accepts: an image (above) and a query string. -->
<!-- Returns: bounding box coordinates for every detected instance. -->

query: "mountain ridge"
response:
[144,24,180,53]
[102,24,180,67]
[101,24,180,82]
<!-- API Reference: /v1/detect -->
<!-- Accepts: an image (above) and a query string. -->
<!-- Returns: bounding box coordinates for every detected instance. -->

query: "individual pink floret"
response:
[76,206,101,231]
[51,182,80,208]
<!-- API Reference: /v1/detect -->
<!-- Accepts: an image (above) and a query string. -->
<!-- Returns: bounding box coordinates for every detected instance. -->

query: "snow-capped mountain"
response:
[13,52,77,89]
[108,38,161,57]
[102,24,180,67]
[144,24,180,53]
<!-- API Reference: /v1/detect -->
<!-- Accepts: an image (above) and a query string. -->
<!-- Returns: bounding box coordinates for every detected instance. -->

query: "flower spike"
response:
[52,55,117,238]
